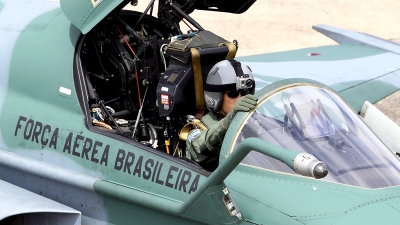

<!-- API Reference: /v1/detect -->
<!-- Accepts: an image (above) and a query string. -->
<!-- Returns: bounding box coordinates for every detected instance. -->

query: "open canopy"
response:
[60,0,256,34]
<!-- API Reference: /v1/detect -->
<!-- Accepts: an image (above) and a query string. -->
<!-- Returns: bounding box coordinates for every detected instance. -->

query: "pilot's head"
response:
[204,59,255,116]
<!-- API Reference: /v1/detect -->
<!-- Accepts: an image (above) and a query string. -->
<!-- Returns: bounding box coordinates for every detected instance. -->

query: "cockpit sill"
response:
[238,163,400,190]
[73,31,212,177]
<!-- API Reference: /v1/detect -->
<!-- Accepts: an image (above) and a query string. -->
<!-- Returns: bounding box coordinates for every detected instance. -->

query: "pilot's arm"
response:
[186,94,258,163]
[185,113,227,162]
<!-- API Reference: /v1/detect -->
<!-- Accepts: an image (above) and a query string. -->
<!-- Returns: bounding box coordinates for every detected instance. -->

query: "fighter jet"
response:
[1,0,400,224]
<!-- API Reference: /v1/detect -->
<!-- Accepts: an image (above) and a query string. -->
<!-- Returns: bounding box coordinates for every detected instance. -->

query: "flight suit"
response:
[185,113,226,166]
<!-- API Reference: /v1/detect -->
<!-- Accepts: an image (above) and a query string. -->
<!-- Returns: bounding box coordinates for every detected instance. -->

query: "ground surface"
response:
[127,1,400,123]
[130,0,400,56]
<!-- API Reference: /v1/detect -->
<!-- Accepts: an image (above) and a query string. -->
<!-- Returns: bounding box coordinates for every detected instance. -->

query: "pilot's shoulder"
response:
[201,113,218,128]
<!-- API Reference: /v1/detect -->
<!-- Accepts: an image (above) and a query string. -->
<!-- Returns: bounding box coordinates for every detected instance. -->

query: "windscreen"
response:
[235,86,400,189]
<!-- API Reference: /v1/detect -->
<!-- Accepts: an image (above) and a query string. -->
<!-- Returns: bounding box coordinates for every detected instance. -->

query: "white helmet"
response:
[204,59,255,115]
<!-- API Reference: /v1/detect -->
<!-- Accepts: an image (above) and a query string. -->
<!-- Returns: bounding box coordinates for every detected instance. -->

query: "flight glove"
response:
[222,94,258,129]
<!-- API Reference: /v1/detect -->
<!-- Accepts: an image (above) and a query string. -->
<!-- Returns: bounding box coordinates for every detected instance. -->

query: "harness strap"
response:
[190,47,205,118]
[222,42,237,59]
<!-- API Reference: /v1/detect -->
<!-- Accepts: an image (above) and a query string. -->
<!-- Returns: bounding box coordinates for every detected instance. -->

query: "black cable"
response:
[134,0,156,29]
[89,36,114,78]
[170,3,204,31]
[116,16,145,52]
[99,100,124,134]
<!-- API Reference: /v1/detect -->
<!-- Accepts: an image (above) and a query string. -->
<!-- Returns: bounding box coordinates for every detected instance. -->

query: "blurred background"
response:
[125,1,400,123]
[127,0,400,56]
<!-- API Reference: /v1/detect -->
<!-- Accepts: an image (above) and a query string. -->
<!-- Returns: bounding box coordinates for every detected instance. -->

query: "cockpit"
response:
[73,0,241,170]
[72,0,400,178]
[232,85,400,189]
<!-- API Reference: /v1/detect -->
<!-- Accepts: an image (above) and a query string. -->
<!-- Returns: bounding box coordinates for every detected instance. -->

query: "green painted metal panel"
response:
[225,164,400,224]
[226,166,355,218]
[2,8,82,137]
[94,181,240,224]
[1,4,208,212]
[183,184,240,224]
[238,44,385,62]
[1,8,81,144]
[22,7,63,33]
[228,188,304,225]
[387,198,400,209]
[338,77,400,112]
[332,202,400,224]
[100,195,205,225]
[60,0,124,34]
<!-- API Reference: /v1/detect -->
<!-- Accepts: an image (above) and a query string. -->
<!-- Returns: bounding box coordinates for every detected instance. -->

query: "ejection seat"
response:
[156,30,237,118]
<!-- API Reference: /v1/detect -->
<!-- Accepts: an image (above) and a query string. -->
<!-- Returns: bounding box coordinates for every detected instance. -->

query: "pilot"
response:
[185,59,258,170]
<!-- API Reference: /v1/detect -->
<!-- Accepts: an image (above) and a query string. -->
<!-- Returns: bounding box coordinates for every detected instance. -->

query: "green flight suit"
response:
[185,112,226,164]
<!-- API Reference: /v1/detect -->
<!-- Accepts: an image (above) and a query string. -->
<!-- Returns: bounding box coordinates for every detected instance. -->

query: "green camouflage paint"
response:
[1,4,208,214]
[60,0,124,34]
[238,44,385,62]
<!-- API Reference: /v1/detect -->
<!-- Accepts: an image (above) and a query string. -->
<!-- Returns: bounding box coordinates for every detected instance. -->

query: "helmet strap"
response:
[228,59,245,77]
